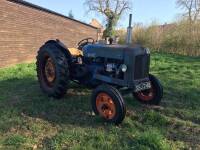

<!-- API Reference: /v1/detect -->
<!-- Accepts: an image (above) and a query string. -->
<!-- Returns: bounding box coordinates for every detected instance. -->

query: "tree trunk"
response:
[103,17,117,38]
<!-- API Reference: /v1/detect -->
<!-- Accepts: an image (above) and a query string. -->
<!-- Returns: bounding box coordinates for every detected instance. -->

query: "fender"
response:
[45,39,72,62]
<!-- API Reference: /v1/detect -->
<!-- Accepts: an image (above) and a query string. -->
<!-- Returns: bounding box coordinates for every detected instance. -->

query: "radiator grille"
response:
[134,55,150,80]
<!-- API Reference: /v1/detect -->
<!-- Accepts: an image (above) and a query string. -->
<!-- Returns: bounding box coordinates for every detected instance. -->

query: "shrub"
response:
[117,20,200,56]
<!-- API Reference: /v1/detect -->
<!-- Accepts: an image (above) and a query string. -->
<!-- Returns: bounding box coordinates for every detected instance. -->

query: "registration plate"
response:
[135,82,151,92]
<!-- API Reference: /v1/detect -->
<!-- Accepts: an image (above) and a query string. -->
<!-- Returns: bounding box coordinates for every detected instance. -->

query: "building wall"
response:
[0,0,97,68]
[90,19,104,40]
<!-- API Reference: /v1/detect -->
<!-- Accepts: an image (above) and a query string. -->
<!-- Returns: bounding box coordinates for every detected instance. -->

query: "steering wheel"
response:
[77,38,95,50]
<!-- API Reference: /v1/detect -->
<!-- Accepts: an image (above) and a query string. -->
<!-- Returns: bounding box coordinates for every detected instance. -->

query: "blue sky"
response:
[26,0,181,28]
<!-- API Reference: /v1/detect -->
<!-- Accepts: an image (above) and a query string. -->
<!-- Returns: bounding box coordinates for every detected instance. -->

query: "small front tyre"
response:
[133,74,163,105]
[91,84,126,125]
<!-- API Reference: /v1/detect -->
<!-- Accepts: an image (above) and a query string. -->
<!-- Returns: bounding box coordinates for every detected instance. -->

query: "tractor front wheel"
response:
[36,43,69,99]
[91,84,126,125]
[133,74,163,105]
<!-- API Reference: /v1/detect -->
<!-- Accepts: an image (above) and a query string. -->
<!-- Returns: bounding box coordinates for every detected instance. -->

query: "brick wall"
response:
[0,0,98,68]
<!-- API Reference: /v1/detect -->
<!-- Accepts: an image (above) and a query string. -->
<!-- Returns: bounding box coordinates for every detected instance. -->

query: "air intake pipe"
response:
[126,14,133,45]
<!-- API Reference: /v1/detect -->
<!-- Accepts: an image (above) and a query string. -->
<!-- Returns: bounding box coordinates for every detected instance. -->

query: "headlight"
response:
[121,64,127,72]
[145,48,150,54]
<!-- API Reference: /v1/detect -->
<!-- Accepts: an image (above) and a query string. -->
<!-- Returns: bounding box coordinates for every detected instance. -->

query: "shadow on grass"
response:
[0,75,199,126]
[0,77,103,129]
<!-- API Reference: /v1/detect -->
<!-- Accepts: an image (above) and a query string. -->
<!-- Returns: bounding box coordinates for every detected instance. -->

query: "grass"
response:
[0,52,199,150]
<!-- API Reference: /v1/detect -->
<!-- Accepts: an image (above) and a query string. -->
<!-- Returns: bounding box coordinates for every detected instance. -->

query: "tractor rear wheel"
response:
[36,43,69,99]
[91,84,126,125]
[133,74,163,105]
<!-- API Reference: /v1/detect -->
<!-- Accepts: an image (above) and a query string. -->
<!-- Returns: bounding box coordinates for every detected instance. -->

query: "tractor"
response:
[36,15,163,125]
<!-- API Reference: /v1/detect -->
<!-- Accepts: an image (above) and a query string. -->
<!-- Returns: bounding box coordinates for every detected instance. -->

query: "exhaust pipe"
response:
[126,14,133,45]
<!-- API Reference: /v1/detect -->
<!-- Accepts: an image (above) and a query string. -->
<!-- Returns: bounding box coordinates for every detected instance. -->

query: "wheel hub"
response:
[96,93,116,120]
[45,57,56,83]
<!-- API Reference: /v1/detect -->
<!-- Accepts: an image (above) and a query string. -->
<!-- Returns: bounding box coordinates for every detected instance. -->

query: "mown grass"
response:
[0,53,199,150]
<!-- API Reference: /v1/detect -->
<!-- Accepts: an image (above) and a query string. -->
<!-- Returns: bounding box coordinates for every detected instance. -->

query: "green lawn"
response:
[0,53,199,150]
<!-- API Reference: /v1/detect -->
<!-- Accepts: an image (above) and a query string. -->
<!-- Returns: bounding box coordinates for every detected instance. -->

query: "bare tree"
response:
[85,0,132,37]
[177,0,200,23]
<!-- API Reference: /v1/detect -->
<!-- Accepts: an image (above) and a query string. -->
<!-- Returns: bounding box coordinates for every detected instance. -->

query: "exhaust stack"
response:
[126,14,133,45]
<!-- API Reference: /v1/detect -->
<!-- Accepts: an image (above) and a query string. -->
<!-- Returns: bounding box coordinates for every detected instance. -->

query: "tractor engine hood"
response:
[83,44,149,60]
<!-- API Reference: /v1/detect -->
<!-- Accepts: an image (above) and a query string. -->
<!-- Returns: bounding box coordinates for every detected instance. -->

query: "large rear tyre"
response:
[36,43,69,99]
[91,84,126,125]
[133,74,163,105]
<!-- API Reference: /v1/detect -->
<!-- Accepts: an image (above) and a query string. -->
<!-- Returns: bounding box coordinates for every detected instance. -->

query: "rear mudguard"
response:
[45,39,72,63]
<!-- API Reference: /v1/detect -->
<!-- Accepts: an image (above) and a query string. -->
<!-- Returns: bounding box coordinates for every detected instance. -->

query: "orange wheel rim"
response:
[137,84,155,101]
[45,57,56,83]
[96,93,116,120]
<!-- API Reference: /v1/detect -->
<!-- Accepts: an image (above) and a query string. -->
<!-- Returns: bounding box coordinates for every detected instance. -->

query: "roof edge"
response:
[7,0,98,29]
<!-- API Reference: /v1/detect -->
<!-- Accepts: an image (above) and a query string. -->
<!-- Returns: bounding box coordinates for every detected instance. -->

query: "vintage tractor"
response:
[36,15,163,124]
